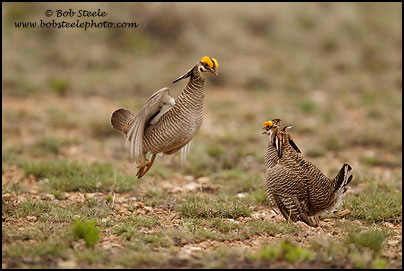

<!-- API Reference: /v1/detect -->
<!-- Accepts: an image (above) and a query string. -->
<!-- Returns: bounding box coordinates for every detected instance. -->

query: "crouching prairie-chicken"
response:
[111,56,219,178]
[262,119,353,227]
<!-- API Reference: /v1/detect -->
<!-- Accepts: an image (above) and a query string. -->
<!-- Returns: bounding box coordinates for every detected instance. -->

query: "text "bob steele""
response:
[56,9,108,18]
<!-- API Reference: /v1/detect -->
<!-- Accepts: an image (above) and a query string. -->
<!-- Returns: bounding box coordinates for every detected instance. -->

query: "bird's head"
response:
[173,56,219,83]
[198,56,219,76]
[261,119,283,135]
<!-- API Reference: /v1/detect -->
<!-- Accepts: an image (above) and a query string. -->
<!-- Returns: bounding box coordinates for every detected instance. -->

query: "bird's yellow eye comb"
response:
[211,58,218,69]
[201,56,219,70]
[263,121,273,129]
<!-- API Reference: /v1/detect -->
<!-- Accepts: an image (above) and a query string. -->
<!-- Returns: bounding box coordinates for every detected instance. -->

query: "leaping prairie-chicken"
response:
[262,119,353,227]
[111,56,218,178]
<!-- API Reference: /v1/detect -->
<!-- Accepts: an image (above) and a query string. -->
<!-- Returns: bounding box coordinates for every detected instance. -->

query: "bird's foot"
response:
[136,160,153,179]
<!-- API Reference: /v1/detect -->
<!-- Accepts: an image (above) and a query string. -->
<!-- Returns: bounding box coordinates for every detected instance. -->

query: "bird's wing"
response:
[273,192,310,223]
[267,164,306,206]
[275,192,318,226]
[126,87,175,163]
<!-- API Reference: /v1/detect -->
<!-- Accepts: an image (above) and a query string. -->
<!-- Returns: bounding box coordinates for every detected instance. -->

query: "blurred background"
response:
[3,2,402,181]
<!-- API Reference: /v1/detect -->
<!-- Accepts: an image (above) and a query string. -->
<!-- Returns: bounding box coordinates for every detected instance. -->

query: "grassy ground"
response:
[2,2,402,269]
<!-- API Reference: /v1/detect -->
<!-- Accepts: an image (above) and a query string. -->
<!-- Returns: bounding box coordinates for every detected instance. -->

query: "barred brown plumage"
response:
[262,119,353,227]
[111,56,218,178]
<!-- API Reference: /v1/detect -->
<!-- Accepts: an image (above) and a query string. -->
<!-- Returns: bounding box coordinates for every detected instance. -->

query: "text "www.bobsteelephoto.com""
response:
[15,8,140,31]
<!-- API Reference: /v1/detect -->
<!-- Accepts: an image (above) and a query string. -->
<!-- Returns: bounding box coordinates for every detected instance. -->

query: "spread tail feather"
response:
[111,108,144,163]
[334,163,353,193]
[111,108,135,135]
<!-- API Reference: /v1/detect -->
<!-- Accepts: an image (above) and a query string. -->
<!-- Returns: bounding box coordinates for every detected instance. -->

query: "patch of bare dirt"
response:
[158,175,221,194]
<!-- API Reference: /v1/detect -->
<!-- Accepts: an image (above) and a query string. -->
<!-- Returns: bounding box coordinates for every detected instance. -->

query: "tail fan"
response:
[111,108,144,162]
[334,164,353,193]
[111,109,135,135]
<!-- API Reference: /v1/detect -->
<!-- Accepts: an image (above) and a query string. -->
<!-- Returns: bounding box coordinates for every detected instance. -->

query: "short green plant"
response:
[21,160,138,193]
[72,219,100,248]
[282,240,313,263]
[371,257,388,269]
[250,245,281,261]
[106,194,114,203]
[344,228,388,269]
[343,190,402,224]
[345,229,387,254]
[249,240,313,263]
[49,77,69,96]
[178,194,252,219]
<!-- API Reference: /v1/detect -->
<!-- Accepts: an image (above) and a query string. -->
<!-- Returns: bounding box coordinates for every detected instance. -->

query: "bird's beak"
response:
[208,67,218,76]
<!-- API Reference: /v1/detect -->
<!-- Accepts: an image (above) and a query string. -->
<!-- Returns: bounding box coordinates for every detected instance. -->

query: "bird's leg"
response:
[313,215,320,225]
[298,213,317,227]
[136,152,148,178]
[136,163,145,178]
[299,214,319,227]
[137,154,156,179]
